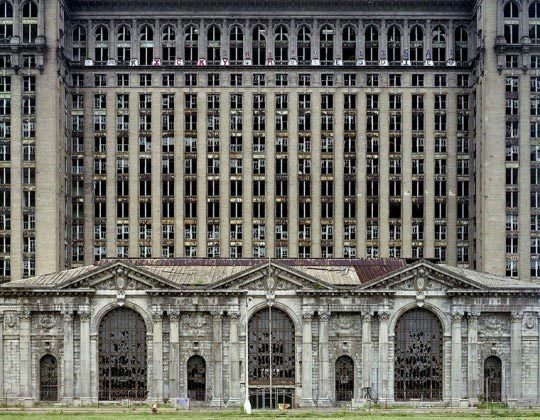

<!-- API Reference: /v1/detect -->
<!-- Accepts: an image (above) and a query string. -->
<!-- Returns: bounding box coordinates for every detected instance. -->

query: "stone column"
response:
[0,313,3,398]
[301,311,314,406]
[510,312,523,402]
[19,310,31,401]
[169,310,180,399]
[377,312,389,403]
[210,311,223,407]
[361,313,373,395]
[152,310,164,402]
[228,312,241,405]
[451,311,463,404]
[79,309,91,403]
[62,310,75,402]
[317,311,331,406]
[467,312,480,404]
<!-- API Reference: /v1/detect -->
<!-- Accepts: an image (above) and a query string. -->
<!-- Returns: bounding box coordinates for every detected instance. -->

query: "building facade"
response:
[0,0,536,282]
[1,258,540,407]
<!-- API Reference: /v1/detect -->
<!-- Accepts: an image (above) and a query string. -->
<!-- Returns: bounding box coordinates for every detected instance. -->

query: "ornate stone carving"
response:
[334,313,355,331]
[180,312,210,335]
[169,310,180,321]
[511,311,524,322]
[524,314,536,330]
[4,312,18,330]
[479,313,510,336]
[451,310,464,322]
[378,311,390,322]
[39,314,57,332]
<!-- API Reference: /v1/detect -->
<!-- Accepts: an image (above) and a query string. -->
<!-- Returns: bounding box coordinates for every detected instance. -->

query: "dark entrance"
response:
[335,355,354,401]
[98,307,147,401]
[484,356,502,402]
[39,354,58,401]
[187,355,206,401]
[394,308,443,401]
[248,307,295,409]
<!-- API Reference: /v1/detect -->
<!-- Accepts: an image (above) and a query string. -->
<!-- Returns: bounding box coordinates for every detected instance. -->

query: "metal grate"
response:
[335,355,354,401]
[484,356,502,402]
[39,354,58,402]
[187,355,206,401]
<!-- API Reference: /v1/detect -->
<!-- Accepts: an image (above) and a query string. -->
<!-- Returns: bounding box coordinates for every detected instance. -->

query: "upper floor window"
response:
[94,25,109,63]
[431,25,446,63]
[297,26,311,64]
[454,26,468,62]
[252,25,266,65]
[320,25,334,65]
[229,26,243,64]
[530,2,540,43]
[365,26,379,63]
[0,2,13,43]
[22,1,38,43]
[387,25,401,63]
[342,25,356,63]
[504,1,520,44]
[184,26,198,64]
[162,26,176,63]
[139,25,154,65]
[207,25,221,64]
[72,25,87,62]
[410,25,424,63]
[117,26,131,63]
[274,25,288,64]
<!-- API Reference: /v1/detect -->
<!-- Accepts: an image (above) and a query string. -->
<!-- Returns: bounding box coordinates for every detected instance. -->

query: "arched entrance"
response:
[484,356,502,402]
[187,355,206,401]
[394,308,443,401]
[248,307,295,409]
[39,354,58,401]
[335,355,354,402]
[98,307,147,401]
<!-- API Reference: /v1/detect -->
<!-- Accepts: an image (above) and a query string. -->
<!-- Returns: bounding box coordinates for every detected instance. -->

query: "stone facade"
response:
[1,258,540,407]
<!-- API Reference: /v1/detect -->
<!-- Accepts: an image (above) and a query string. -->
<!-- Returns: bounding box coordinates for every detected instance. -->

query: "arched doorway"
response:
[187,355,206,401]
[39,354,58,401]
[484,356,502,402]
[394,308,443,401]
[248,307,295,409]
[98,307,147,401]
[335,355,354,402]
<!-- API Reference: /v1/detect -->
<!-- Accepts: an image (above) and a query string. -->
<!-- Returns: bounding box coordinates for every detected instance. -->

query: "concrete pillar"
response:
[317,311,331,406]
[228,312,241,405]
[62,310,74,402]
[361,312,372,395]
[301,310,314,406]
[169,310,180,398]
[79,309,91,403]
[510,312,523,402]
[451,311,463,404]
[467,311,479,404]
[19,310,31,401]
[378,311,389,403]
[152,310,164,402]
[210,311,223,407]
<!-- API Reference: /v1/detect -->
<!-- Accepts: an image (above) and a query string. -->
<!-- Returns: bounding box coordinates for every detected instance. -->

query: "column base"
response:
[317,397,332,407]
[449,398,468,408]
[22,398,34,407]
[62,397,74,405]
[299,398,315,407]
[468,397,479,407]
[210,397,224,407]
[226,398,242,407]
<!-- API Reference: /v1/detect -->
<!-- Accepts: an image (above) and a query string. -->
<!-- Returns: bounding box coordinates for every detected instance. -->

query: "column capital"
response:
[302,310,314,321]
[378,311,390,322]
[19,310,32,321]
[228,311,240,321]
[168,309,180,321]
[211,310,223,320]
[62,310,74,322]
[468,311,481,319]
[362,312,373,322]
[511,311,524,321]
[152,311,164,322]
[79,309,91,321]
[451,310,464,322]
[318,310,330,322]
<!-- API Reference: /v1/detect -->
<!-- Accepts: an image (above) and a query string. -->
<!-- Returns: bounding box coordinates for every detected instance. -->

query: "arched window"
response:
[432,25,446,63]
[0,2,13,42]
[504,1,520,44]
[409,25,424,63]
[187,355,206,401]
[117,26,131,63]
[207,25,221,64]
[252,25,266,66]
[139,25,154,65]
[342,26,356,63]
[454,26,468,63]
[162,26,176,63]
[229,26,243,64]
[22,1,38,43]
[394,308,443,401]
[531,2,540,43]
[335,355,354,401]
[320,25,334,65]
[184,26,198,64]
[72,26,87,62]
[248,307,295,409]
[387,25,401,63]
[94,25,109,63]
[365,26,379,63]
[98,308,147,400]
[297,26,311,64]
[39,354,58,401]
[274,25,289,64]
[484,356,502,402]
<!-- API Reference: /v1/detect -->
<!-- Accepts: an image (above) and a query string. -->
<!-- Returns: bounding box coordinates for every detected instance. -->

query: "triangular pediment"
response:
[207,262,336,291]
[359,260,484,292]
[59,261,182,291]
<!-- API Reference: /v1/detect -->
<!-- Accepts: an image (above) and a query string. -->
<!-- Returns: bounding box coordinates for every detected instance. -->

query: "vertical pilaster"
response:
[0,313,3,398]
[19,310,31,401]
[378,311,389,402]
[79,309,91,403]
[210,311,223,406]
[510,312,523,402]
[169,310,180,398]
[467,312,479,404]
[451,310,463,404]
[361,313,372,395]
[317,311,331,406]
[152,309,164,402]
[62,310,75,402]
[301,310,314,406]
[228,312,240,405]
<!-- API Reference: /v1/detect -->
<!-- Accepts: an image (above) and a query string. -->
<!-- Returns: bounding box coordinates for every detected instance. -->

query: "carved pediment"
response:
[207,262,336,291]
